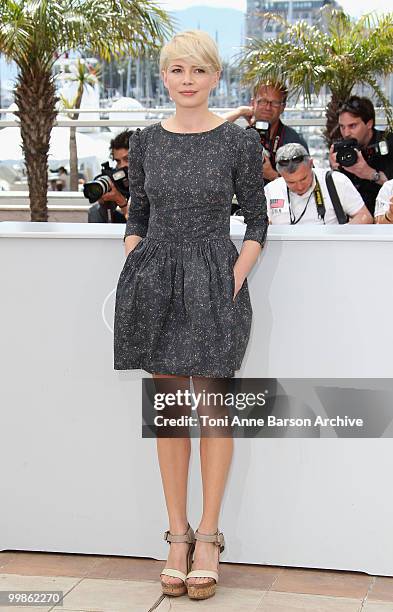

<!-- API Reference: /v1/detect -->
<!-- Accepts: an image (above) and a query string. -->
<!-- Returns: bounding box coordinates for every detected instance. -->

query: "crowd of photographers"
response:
[83,85,393,227]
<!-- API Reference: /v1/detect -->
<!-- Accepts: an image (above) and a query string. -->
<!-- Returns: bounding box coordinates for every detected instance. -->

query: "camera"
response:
[333,138,359,167]
[254,120,270,139]
[251,120,270,160]
[83,162,129,204]
[334,137,390,168]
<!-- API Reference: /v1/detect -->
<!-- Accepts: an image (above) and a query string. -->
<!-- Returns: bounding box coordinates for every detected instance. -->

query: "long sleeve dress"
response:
[113,121,268,377]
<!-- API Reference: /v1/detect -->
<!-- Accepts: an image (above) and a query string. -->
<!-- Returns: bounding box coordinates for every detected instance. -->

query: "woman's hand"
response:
[232,240,262,300]
[124,235,142,257]
[233,269,246,301]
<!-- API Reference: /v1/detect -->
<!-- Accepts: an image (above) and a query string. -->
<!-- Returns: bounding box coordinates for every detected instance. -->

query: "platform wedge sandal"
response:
[160,524,195,597]
[185,529,225,600]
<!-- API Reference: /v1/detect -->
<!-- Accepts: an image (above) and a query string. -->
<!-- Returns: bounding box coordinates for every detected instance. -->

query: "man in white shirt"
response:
[265,144,372,225]
[374,179,393,224]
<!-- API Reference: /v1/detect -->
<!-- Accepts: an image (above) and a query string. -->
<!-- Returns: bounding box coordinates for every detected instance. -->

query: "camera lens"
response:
[337,148,358,167]
[333,138,359,168]
[83,176,112,204]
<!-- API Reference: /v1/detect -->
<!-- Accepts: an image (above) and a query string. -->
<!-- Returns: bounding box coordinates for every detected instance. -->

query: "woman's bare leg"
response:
[154,374,192,586]
[187,376,234,585]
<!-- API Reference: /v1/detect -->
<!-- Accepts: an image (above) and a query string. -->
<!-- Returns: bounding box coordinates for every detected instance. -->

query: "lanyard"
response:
[287,176,325,225]
[246,122,284,167]
[270,122,285,166]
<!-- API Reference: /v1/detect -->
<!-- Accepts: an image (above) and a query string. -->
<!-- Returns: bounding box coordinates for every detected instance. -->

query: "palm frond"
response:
[239,8,393,112]
[0,0,174,70]
[360,76,393,130]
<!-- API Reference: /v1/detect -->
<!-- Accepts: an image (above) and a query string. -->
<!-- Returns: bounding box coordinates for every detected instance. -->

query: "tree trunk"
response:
[324,94,341,146]
[323,89,355,147]
[14,66,57,222]
[69,126,78,191]
[69,82,84,192]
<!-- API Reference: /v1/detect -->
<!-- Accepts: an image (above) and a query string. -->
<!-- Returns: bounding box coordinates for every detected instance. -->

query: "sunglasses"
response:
[277,155,306,166]
[338,100,361,113]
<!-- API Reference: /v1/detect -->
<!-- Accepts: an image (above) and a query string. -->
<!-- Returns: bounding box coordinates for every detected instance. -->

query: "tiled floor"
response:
[0,551,393,612]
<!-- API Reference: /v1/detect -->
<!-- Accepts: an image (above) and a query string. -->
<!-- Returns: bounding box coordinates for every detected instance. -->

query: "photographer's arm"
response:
[375,197,393,224]
[341,150,387,184]
[329,145,340,170]
[263,155,279,181]
[332,172,373,224]
[118,197,129,220]
[98,182,128,220]
[223,105,254,124]
[329,146,387,185]
[100,184,128,206]
[348,206,373,224]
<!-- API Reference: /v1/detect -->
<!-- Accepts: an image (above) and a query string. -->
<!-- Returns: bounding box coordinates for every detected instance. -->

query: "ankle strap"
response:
[164,524,195,544]
[195,529,225,552]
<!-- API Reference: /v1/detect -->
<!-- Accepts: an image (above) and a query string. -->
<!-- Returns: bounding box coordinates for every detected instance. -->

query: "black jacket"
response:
[339,129,393,215]
[88,202,126,224]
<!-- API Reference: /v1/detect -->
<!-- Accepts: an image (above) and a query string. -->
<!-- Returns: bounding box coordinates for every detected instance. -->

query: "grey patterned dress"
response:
[113,121,268,377]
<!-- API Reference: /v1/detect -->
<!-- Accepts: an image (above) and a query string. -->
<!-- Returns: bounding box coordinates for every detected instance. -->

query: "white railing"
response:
[0,192,87,209]
[0,106,389,128]
[0,107,390,209]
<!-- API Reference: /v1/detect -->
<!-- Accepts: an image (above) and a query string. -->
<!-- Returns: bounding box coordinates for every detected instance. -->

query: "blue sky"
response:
[159,0,392,18]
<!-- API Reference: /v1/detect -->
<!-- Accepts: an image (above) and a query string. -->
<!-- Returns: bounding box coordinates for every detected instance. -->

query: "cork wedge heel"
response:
[185,529,225,600]
[160,525,195,597]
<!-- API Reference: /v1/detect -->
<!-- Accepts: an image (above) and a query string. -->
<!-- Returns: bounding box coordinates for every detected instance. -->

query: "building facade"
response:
[246,0,338,41]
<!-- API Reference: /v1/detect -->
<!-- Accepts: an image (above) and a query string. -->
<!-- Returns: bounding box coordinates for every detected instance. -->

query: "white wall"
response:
[1,221,393,575]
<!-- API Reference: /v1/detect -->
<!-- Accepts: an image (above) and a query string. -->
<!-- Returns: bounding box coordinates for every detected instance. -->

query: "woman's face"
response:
[162,59,219,108]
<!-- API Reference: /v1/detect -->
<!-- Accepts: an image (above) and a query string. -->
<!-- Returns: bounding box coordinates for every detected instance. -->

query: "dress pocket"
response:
[125,239,144,263]
[233,274,248,305]
[232,269,243,304]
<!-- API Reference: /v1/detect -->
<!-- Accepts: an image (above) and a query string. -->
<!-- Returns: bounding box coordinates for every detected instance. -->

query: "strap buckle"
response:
[163,527,194,544]
[215,532,225,551]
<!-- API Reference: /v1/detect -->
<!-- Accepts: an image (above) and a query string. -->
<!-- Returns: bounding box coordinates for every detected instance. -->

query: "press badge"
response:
[270,198,285,215]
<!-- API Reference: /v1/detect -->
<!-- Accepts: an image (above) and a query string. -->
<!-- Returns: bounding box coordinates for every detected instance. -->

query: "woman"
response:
[114,30,268,601]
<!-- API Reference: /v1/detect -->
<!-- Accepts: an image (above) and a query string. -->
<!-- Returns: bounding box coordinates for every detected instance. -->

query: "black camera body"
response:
[83,162,129,204]
[333,138,359,167]
[334,136,390,168]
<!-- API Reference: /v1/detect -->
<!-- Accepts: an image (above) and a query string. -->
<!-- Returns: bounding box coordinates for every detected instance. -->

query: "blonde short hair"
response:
[160,30,222,74]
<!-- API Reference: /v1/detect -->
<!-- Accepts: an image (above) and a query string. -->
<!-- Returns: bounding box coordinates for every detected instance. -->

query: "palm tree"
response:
[60,60,100,191]
[239,9,393,144]
[0,0,173,221]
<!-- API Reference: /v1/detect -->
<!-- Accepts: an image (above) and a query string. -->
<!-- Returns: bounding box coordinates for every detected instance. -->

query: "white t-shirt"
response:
[265,168,364,225]
[374,180,393,218]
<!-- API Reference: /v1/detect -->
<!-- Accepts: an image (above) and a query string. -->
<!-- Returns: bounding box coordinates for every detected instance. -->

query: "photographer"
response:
[374,179,393,224]
[87,129,133,223]
[266,143,372,225]
[224,82,308,184]
[329,96,393,215]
